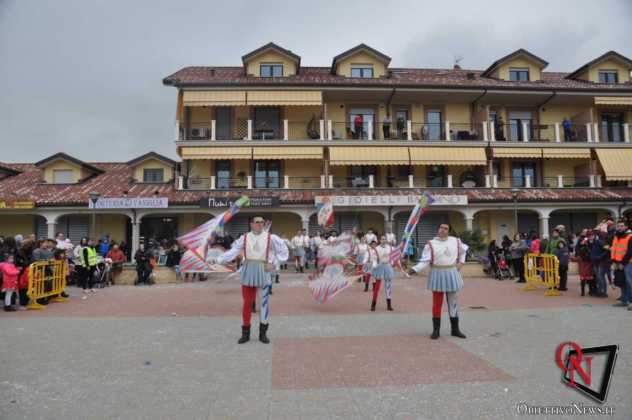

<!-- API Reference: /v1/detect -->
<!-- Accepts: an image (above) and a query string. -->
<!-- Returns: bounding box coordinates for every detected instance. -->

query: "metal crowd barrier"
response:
[522,253,560,296]
[27,260,68,310]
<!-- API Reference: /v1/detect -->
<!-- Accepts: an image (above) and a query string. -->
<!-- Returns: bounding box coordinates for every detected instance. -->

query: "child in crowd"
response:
[1,254,21,311]
[553,240,569,291]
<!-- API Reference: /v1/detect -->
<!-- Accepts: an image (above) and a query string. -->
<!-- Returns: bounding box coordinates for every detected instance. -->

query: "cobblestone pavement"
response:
[1,272,630,420]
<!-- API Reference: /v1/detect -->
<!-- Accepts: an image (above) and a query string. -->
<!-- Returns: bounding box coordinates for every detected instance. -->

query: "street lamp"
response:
[88,191,101,240]
[511,188,520,236]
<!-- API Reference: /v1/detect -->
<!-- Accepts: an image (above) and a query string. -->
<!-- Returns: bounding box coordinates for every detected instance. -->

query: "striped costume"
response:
[412,235,468,339]
[219,231,289,331]
[370,244,396,311]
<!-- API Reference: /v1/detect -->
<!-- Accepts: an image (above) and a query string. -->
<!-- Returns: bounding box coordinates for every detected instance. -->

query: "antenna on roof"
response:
[453,55,463,70]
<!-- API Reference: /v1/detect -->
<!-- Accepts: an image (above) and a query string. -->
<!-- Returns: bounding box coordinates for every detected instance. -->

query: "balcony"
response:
[491,121,631,143]
[178,174,606,191]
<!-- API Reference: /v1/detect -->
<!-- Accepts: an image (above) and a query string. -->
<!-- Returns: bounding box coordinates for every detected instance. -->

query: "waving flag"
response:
[309,264,358,303]
[177,196,249,273]
[390,193,435,267]
[316,196,334,230]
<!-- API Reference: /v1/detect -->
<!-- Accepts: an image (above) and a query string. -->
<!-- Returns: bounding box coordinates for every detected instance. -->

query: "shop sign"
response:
[200,196,280,208]
[314,195,468,206]
[88,197,169,209]
[0,200,36,209]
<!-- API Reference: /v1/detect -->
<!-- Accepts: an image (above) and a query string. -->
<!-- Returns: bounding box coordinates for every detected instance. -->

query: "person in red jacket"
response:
[106,244,126,285]
[1,254,21,311]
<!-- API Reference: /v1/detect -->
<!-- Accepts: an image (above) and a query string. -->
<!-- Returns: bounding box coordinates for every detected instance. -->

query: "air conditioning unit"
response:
[189,127,206,138]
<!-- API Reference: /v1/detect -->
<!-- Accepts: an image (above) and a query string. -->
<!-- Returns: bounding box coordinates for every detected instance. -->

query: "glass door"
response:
[600,113,624,142]
[394,108,409,139]
[509,111,532,142]
[253,107,281,140]
[215,160,231,189]
[349,108,375,140]
[426,110,442,140]
[215,107,232,140]
[254,160,280,188]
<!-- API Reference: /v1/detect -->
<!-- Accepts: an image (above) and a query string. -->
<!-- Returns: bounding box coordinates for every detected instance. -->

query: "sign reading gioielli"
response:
[0,201,35,209]
[314,195,467,207]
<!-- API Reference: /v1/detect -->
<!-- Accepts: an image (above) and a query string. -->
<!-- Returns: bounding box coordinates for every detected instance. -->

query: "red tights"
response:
[241,285,257,327]
[372,279,382,301]
[432,291,444,318]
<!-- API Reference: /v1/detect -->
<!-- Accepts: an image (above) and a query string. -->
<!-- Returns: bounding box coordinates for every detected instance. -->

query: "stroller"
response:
[93,259,112,288]
[494,249,513,280]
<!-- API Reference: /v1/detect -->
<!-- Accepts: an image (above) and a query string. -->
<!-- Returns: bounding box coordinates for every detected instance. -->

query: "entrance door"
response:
[600,113,624,142]
[509,111,532,142]
[349,108,375,140]
[215,107,232,140]
[253,107,281,140]
[495,220,512,244]
[426,110,443,140]
[394,108,409,139]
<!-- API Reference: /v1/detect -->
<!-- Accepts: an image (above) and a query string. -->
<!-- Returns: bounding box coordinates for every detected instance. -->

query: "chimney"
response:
[453,64,462,70]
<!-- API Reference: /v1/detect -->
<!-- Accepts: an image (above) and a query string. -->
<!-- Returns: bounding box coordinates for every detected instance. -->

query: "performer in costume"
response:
[366,240,378,292]
[354,236,370,290]
[408,223,468,339]
[370,236,395,311]
[217,216,288,344]
[291,230,308,273]
[385,228,396,246]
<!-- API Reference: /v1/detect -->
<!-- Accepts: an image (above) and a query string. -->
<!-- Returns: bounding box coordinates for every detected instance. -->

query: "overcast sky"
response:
[1,0,631,163]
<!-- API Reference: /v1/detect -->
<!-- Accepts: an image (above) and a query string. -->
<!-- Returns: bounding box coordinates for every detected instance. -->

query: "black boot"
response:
[387,298,393,311]
[300,266,304,273]
[259,323,270,344]
[580,280,586,296]
[364,283,369,292]
[450,317,466,338]
[238,326,250,344]
[431,317,441,340]
[370,300,376,311]
[275,275,279,284]
[4,305,16,312]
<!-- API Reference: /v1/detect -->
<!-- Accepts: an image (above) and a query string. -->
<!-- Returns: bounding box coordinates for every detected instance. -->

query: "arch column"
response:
[456,208,479,232]
[536,208,554,239]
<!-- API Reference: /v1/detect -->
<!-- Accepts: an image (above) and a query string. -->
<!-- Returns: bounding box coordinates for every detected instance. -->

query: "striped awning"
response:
[596,149,632,181]
[492,147,542,158]
[246,90,322,106]
[594,97,632,107]
[180,147,252,160]
[542,148,591,159]
[182,91,246,106]
[329,147,409,165]
[253,147,323,160]
[409,147,486,165]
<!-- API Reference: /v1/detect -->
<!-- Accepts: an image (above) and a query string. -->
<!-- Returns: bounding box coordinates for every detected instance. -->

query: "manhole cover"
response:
[469,306,488,310]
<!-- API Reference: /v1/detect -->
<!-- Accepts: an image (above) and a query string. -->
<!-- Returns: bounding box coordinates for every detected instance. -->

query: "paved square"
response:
[272,335,513,389]
[1,273,630,420]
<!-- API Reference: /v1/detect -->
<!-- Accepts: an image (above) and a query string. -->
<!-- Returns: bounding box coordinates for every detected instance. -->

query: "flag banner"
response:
[390,193,435,268]
[309,264,358,303]
[177,196,249,273]
[316,196,334,230]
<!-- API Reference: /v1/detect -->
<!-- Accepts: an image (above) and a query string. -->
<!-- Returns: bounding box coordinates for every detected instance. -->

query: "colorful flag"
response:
[177,196,249,273]
[316,196,334,230]
[390,193,435,267]
[309,263,356,303]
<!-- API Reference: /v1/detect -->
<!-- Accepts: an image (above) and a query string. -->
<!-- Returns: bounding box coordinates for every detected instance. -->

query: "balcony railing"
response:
[178,174,603,190]
[177,120,631,143]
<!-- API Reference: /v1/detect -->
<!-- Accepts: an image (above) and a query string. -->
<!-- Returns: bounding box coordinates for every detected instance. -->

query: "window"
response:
[426,165,446,187]
[260,64,283,78]
[254,160,280,188]
[143,168,164,183]
[426,110,443,140]
[52,169,73,184]
[509,68,530,81]
[492,161,502,181]
[350,65,374,78]
[598,71,618,84]
[511,162,536,187]
[215,161,231,189]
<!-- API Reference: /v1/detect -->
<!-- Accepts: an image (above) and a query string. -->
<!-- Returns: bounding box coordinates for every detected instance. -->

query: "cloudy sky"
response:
[1,0,631,162]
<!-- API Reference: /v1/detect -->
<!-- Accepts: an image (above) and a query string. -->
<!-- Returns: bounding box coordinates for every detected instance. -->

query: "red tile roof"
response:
[163,66,632,91]
[1,162,631,207]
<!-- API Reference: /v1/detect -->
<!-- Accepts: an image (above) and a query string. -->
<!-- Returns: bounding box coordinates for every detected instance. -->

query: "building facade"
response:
[2,44,632,255]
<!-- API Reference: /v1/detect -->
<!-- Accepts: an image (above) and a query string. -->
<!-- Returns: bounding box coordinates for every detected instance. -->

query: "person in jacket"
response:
[572,232,595,296]
[510,233,529,283]
[0,254,20,311]
[106,244,126,285]
[590,231,611,298]
[78,238,98,293]
[611,220,632,310]
[553,239,570,291]
[134,243,151,285]
[545,228,563,254]
[529,233,541,256]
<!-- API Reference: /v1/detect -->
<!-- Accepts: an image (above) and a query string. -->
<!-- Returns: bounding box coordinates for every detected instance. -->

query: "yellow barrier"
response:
[523,253,560,296]
[27,260,68,310]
